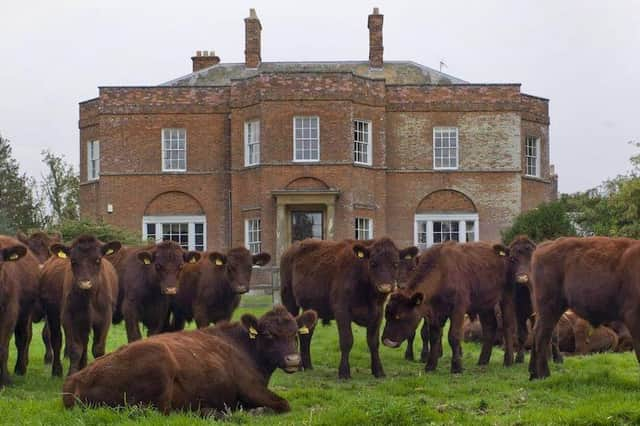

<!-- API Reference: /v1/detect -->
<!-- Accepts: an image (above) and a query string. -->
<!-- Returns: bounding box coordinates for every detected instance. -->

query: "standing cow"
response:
[118,241,200,342]
[0,236,39,387]
[40,235,121,376]
[172,247,270,330]
[280,237,417,379]
[529,236,640,380]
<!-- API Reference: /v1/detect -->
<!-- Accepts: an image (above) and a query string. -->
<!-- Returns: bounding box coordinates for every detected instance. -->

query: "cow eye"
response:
[370,261,378,268]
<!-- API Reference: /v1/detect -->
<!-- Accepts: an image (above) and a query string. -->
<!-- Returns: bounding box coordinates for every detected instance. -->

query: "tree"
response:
[40,150,79,226]
[502,201,577,244]
[0,133,43,232]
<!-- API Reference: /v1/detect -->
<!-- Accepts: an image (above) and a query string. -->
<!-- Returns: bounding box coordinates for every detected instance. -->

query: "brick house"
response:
[79,8,557,274]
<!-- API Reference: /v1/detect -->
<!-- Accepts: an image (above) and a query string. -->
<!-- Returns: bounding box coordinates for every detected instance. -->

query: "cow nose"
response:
[78,280,92,290]
[516,274,529,284]
[39,264,45,269]
[285,354,301,367]
[164,286,177,295]
[376,283,394,294]
[235,285,249,294]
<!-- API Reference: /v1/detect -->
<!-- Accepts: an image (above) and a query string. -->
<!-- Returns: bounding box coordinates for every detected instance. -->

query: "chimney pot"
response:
[368,8,384,69]
[245,8,262,68]
[373,7,379,14]
[191,50,220,72]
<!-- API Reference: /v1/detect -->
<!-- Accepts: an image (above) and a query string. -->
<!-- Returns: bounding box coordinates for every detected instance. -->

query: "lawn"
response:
[1,294,640,425]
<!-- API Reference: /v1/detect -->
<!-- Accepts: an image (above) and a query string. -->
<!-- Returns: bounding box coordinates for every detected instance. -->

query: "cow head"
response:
[208,247,271,294]
[354,237,415,295]
[381,292,424,348]
[0,242,27,270]
[137,241,200,296]
[17,231,61,266]
[396,247,420,290]
[495,236,536,287]
[50,235,121,291]
[241,305,317,374]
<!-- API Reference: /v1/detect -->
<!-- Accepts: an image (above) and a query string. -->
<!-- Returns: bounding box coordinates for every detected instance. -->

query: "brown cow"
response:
[382,241,516,374]
[529,236,640,380]
[608,321,633,352]
[0,236,39,387]
[118,241,200,342]
[556,310,618,355]
[280,237,418,379]
[172,247,270,330]
[40,235,121,376]
[16,230,62,364]
[62,306,318,415]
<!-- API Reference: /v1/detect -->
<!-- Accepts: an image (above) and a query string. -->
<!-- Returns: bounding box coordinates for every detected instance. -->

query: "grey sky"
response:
[2,0,639,194]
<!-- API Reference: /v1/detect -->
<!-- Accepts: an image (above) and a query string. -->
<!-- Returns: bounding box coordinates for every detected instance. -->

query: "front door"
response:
[291,211,324,242]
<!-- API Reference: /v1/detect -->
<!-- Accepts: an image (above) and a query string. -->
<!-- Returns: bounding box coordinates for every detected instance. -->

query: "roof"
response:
[161,61,468,87]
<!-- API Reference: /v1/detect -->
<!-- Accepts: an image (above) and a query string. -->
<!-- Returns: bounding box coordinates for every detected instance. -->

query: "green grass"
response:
[2,294,640,425]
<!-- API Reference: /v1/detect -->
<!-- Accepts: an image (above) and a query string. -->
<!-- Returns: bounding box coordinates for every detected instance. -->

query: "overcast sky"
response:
[1,0,638,194]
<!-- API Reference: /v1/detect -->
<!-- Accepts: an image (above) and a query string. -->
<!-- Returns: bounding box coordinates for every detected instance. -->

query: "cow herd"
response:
[0,231,639,415]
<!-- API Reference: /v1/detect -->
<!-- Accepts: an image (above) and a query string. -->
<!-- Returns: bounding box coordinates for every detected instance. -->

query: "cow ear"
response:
[184,251,201,264]
[296,310,318,335]
[208,252,226,266]
[399,246,419,260]
[16,231,28,244]
[241,314,259,339]
[50,243,70,259]
[410,292,424,306]
[493,244,509,257]
[3,245,27,262]
[101,241,122,256]
[137,251,153,265]
[252,252,271,266]
[353,244,370,260]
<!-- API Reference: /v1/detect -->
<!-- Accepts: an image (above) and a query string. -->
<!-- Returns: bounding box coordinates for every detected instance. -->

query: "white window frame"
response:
[142,215,206,251]
[353,120,372,166]
[161,128,187,172]
[244,120,261,167]
[525,136,541,178]
[433,127,459,170]
[354,217,373,240]
[87,140,100,181]
[414,213,479,249]
[293,116,320,162]
[245,218,262,254]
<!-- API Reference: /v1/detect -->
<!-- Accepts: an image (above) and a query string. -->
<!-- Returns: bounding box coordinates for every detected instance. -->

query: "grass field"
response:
[1,295,640,425]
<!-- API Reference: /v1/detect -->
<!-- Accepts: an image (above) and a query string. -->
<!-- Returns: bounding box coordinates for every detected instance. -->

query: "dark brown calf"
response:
[119,241,200,342]
[556,310,618,355]
[529,236,640,380]
[383,241,516,374]
[172,247,270,330]
[40,235,121,376]
[62,306,317,415]
[281,237,417,379]
[0,236,39,387]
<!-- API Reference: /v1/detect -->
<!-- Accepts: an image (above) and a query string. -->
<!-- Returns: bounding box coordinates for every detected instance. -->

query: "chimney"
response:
[368,8,384,69]
[191,50,220,72]
[244,8,262,69]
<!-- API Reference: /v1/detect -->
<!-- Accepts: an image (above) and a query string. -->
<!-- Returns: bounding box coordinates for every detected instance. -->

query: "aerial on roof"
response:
[161,61,468,87]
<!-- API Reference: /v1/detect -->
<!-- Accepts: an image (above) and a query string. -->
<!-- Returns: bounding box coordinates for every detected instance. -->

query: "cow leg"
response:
[500,295,516,367]
[448,310,465,374]
[92,319,110,360]
[551,328,563,363]
[622,310,640,369]
[478,310,497,366]
[367,318,385,378]
[43,322,53,364]
[404,331,416,361]
[194,305,210,329]
[299,327,314,370]
[237,377,290,413]
[425,318,443,372]
[420,319,431,362]
[123,303,143,342]
[13,310,33,375]
[335,314,354,379]
[65,312,90,376]
[46,306,63,377]
[529,306,563,380]
[515,312,529,363]
[0,316,15,387]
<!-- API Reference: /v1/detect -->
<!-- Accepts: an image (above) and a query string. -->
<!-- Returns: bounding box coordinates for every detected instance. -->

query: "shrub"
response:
[51,218,141,245]
[502,201,576,244]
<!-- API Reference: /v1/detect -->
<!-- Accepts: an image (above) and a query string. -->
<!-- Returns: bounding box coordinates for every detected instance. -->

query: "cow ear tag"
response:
[9,253,20,261]
[57,252,67,259]
[248,327,258,339]
[499,251,506,257]
[215,258,224,266]
[404,254,413,260]
[189,257,197,264]
[356,251,365,259]
[143,258,151,265]
[299,326,310,335]
[105,248,115,256]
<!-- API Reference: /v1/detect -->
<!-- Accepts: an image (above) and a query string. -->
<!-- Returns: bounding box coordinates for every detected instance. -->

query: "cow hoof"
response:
[338,371,351,380]
[515,354,525,364]
[44,354,53,365]
[404,353,415,361]
[52,366,63,377]
[373,370,386,378]
[14,365,26,376]
[425,363,437,372]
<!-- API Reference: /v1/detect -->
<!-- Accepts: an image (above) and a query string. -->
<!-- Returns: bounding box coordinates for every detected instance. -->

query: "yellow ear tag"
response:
[248,327,258,339]
[189,257,197,264]
[57,252,67,259]
[499,251,506,257]
[9,253,20,261]
[404,254,413,260]
[143,258,151,265]
[105,248,114,256]
[215,259,224,266]
[357,251,364,259]
[298,326,310,335]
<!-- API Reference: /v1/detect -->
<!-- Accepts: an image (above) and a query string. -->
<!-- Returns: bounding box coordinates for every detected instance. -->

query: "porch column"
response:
[276,202,287,263]
[326,201,336,240]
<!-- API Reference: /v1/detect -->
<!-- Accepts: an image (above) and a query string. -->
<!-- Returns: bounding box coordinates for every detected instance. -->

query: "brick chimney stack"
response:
[191,50,220,72]
[244,8,262,69]
[368,7,384,69]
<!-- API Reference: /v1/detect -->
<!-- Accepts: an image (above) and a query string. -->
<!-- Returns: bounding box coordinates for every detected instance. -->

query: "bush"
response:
[51,218,141,245]
[502,201,576,244]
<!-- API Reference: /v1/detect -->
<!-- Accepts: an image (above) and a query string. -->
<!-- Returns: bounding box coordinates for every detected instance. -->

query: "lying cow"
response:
[62,305,317,415]
[556,310,618,355]
[0,236,39,387]
[281,237,417,379]
[172,247,270,330]
[40,235,121,376]
[529,236,640,379]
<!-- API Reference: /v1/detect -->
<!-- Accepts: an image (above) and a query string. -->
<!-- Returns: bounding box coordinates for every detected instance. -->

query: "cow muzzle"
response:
[163,286,178,295]
[376,283,394,294]
[234,285,249,294]
[515,274,529,284]
[382,338,401,348]
[78,280,92,290]
[283,354,301,373]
